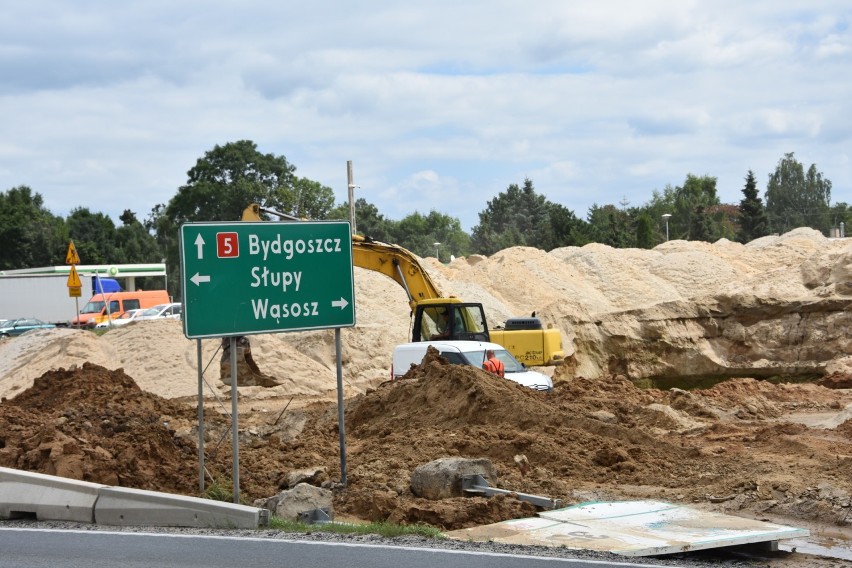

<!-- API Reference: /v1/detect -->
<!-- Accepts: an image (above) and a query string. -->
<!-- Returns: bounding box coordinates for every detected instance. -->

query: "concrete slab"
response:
[447,500,809,557]
[94,486,268,529]
[0,466,104,522]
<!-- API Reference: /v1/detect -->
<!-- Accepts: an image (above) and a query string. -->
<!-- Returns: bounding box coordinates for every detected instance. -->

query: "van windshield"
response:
[80,301,105,314]
[461,349,525,373]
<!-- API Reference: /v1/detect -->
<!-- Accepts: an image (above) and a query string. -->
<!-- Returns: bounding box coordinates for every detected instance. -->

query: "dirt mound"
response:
[0,363,199,492]
[3,358,852,531]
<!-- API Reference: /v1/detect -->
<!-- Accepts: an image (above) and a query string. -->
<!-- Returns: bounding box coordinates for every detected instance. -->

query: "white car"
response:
[392,340,553,391]
[95,309,145,329]
[136,303,183,321]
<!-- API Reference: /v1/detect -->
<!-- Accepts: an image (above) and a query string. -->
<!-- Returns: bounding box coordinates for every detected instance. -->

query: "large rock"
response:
[410,458,497,500]
[253,483,332,522]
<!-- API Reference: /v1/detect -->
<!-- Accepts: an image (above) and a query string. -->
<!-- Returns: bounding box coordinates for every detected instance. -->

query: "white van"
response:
[392,340,553,391]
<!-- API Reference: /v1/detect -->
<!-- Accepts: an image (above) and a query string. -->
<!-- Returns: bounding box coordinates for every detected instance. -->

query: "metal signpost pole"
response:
[197,339,205,493]
[231,336,239,503]
[335,328,347,485]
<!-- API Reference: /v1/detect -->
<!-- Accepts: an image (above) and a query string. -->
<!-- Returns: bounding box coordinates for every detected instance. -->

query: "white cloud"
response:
[0,1,850,233]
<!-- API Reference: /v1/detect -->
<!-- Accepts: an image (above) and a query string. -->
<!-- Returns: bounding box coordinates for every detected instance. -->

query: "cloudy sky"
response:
[1,1,849,231]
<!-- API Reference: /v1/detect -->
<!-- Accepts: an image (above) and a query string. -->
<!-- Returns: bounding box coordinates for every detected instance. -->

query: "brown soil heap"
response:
[2,354,851,532]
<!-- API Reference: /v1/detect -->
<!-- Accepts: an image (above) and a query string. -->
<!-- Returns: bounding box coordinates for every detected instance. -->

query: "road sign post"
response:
[180,221,356,503]
[179,221,356,339]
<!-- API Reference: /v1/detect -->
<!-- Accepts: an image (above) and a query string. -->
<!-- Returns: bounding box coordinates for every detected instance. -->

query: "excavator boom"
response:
[351,234,441,311]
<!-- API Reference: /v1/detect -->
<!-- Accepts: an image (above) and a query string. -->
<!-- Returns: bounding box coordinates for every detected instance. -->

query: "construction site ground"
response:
[1,339,851,566]
[2,231,852,566]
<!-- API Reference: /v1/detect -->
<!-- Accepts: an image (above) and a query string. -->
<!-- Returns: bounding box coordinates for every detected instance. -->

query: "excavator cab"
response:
[412,301,490,343]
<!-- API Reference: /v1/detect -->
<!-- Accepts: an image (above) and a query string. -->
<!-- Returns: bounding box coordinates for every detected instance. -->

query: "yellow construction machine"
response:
[239,203,564,368]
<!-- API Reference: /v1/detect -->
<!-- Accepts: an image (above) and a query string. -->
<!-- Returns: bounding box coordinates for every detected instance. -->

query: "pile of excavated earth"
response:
[1,228,851,538]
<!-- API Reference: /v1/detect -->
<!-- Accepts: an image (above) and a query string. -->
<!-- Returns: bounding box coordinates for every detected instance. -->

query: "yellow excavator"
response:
[234,203,563,382]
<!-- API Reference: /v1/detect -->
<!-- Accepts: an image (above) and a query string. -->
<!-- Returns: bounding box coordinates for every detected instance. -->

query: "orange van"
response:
[72,290,171,328]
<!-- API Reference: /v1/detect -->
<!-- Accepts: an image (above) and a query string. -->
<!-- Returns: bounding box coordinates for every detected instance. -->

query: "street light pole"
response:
[433,242,441,262]
[662,214,672,241]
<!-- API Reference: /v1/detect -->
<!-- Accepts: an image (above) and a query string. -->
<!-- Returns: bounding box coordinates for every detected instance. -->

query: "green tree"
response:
[328,198,396,242]
[689,205,714,241]
[586,204,634,248]
[765,152,832,234]
[829,202,851,236]
[549,203,592,248]
[672,174,720,240]
[471,178,583,254]
[291,177,336,220]
[635,214,654,248]
[390,210,470,260]
[0,186,68,269]
[158,141,302,297]
[736,170,769,243]
[66,207,119,264]
[116,209,161,262]
[166,140,298,225]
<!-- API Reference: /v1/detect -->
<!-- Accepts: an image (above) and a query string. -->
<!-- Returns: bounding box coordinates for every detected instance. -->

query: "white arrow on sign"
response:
[194,234,205,259]
[331,298,349,310]
[191,273,211,286]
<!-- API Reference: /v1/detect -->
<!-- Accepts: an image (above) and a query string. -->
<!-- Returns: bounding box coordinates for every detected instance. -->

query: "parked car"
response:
[0,317,56,338]
[391,340,553,391]
[136,303,182,321]
[95,308,145,329]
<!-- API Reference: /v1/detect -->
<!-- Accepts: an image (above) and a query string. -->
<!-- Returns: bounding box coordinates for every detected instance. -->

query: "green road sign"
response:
[179,221,355,339]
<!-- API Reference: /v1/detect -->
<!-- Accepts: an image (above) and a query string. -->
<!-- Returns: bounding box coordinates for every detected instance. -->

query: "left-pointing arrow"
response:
[331,297,349,310]
[191,273,211,286]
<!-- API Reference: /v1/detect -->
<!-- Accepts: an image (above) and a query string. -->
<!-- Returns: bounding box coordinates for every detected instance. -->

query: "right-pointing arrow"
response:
[191,273,211,286]
[331,297,349,310]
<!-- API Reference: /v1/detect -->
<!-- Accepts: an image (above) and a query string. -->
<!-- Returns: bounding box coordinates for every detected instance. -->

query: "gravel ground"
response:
[0,519,805,567]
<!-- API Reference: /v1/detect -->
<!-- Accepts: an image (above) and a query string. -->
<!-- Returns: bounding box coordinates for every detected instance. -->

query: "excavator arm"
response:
[350,234,441,311]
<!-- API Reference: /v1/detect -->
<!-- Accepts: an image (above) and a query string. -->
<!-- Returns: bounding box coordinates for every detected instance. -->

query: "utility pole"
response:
[347,161,356,235]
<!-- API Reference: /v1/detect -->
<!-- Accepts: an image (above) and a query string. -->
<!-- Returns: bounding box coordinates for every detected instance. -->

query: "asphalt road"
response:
[0,527,684,568]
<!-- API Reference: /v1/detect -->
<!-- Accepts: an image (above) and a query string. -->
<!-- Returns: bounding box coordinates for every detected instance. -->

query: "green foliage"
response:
[291,177,336,220]
[158,140,303,298]
[329,198,395,243]
[0,186,68,270]
[635,214,654,248]
[390,210,470,260]
[645,175,734,243]
[66,207,120,264]
[688,205,714,242]
[765,152,832,234]
[586,204,634,248]
[471,178,586,254]
[202,479,233,502]
[736,170,769,243]
[166,140,298,225]
[672,174,720,240]
[829,202,851,236]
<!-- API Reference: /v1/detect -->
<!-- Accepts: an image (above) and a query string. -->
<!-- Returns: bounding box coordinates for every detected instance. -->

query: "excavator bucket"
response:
[220,336,283,388]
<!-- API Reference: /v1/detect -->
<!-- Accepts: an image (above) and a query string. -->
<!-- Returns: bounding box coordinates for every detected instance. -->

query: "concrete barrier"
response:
[0,467,104,522]
[95,486,268,529]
